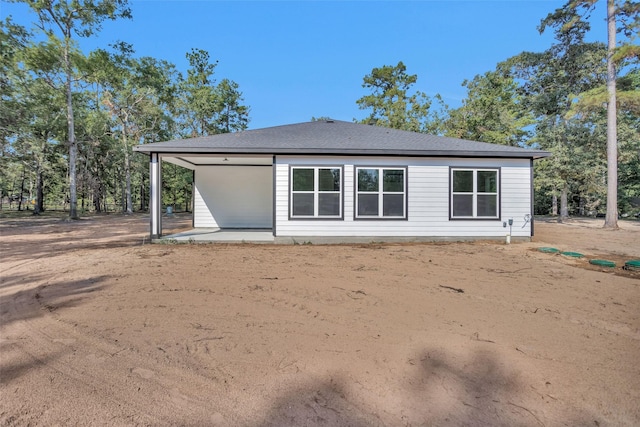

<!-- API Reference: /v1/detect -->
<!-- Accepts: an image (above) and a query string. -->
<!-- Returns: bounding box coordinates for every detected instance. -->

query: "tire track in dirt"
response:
[1,253,237,426]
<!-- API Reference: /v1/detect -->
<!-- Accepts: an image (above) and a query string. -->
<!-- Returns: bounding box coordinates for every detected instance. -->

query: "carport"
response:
[143,153,273,239]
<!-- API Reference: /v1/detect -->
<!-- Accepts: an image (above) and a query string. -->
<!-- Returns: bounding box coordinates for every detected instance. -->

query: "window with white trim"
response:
[290,167,342,218]
[450,168,499,219]
[356,167,406,219]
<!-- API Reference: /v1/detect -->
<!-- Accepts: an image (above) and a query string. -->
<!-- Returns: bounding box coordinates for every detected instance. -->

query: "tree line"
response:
[1,0,248,217]
[355,1,639,227]
[1,0,638,227]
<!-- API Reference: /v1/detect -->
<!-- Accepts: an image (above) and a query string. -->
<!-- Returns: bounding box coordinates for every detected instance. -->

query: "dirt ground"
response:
[1,213,639,426]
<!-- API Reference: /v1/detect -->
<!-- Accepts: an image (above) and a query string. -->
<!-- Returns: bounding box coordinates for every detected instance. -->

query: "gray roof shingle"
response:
[133,120,550,159]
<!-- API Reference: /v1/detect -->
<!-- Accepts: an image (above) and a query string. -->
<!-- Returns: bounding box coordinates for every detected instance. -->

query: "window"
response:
[450,168,499,219]
[355,167,406,219]
[290,167,342,218]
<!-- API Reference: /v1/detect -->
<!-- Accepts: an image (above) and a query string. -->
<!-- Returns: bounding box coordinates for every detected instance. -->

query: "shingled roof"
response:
[134,120,550,159]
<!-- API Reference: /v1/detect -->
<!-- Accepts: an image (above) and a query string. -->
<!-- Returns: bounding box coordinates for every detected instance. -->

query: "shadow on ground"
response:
[0,275,109,332]
[255,347,600,426]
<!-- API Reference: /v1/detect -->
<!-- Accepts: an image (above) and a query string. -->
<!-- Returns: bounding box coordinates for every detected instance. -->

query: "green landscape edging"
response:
[624,260,640,271]
[561,251,584,258]
[537,248,640,273]
[538,247,559,253]
[589,259,616,268]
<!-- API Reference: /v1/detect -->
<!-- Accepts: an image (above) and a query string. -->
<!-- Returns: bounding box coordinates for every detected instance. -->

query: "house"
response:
[133,120,550,243]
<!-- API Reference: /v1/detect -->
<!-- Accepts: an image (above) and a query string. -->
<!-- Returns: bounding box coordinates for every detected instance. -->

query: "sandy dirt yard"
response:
[1,214,639,426]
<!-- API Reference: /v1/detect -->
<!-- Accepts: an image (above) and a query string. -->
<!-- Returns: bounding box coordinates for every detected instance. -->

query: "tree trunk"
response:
[140,176,146,211]
[34,163,44,215]
[552,193,558,216]
[94,183,102,213]
[27,175,33,210]
[121,182,126,212]
[65,41,79,219]
[113,173,119,213]
[123,121,133,214]
[579,196,585,216]
[560,185,569,220]
[18,168,26,211]
[558,184,569,222]
[604,0,618,229]
[124,153,132,214]
[93,169,102,213]
[9,177,17,210]
[103,184,108,212]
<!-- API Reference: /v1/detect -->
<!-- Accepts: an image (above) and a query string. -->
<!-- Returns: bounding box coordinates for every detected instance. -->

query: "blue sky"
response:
[2,1,608,130]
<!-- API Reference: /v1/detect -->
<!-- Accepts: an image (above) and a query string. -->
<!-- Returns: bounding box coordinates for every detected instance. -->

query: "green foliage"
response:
[84,43,175,213]
[176,48,249,137]
[443,67,534,146]
[356,61,441,132]
[13,0,133,218]
[568,69,640,116]
[215,78,249,133]
[539,0,639,227]
[1,18,30,153]
[521,0,639,218]
[1,18,67,213]
[162,162,192,211]
[2,11,248,216]
[18,0,132,38]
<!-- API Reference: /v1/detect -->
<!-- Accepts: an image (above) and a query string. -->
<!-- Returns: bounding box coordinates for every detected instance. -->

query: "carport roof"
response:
[133,120,550,159]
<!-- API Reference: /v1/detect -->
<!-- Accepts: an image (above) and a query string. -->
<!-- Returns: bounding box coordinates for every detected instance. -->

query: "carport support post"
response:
[150,152,162,239]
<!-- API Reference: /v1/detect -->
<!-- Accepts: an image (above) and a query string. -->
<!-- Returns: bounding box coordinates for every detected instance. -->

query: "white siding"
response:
[194,166,272,228]
[275,156,532,238]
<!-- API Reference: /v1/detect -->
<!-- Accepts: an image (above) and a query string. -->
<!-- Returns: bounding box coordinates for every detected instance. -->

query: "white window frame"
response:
[450,168,500,219]
[355,167,407,219]
[290,166,342,219]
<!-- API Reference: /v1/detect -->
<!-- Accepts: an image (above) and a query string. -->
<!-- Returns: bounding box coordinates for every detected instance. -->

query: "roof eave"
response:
[133,145,550,159]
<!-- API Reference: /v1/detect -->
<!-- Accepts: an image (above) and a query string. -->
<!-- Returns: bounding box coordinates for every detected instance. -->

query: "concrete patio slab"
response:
[158,228,274,243]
